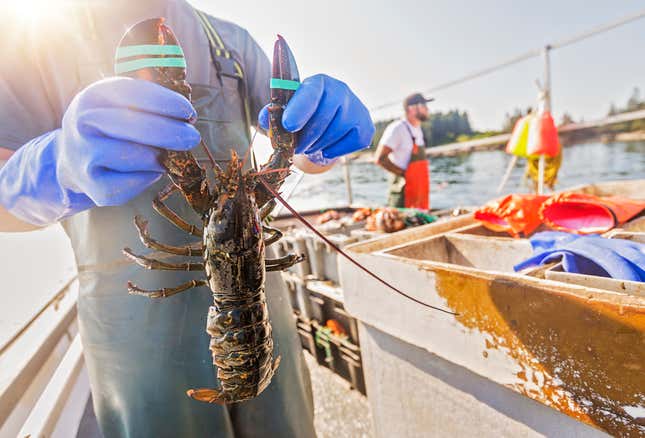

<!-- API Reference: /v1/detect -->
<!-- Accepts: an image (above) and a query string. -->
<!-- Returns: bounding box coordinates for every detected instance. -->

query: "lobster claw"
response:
[268,35,300,147]
[254,35,301,209]
[114,17,192,100]
[114,18,210,215]
[270,35,301,110]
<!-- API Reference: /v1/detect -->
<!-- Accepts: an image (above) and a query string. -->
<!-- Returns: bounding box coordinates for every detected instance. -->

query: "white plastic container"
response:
[339,215,637,437]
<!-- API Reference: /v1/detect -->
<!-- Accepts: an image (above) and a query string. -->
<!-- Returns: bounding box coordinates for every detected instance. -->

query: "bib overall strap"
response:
[193,9,256,168]
[402,122,426,161]
[402,121,417,144]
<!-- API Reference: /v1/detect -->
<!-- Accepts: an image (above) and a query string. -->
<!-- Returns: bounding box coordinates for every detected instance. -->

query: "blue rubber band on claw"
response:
[270,78,300,91]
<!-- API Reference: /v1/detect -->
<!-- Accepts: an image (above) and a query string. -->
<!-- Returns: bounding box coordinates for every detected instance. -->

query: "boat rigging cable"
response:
[369,8,645,113]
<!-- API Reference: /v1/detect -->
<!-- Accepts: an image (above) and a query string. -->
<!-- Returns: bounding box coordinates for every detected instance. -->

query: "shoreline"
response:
[613,130,645,142]
[352,130,645,162]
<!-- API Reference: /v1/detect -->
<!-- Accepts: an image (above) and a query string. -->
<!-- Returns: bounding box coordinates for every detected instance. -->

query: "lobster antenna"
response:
[251,167,290,177]
[241,128,260,171]
[201,142,217,169]
[258,176,457,316]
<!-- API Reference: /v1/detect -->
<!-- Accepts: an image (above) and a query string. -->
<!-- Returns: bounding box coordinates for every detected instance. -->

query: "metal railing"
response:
[0,276,90,438]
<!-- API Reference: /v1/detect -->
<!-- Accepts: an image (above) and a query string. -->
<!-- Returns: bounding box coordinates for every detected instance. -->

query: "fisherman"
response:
[375,93,432,210]
[0,2,374,437]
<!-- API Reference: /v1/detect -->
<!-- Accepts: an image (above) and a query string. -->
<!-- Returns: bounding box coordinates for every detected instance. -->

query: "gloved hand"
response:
[258,74,374,165]
[0,78,200,226]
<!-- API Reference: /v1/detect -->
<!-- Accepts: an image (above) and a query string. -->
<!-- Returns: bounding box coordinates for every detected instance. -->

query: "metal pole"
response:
[342,156,354,206]
[543,45,552,113]
[538,45,552,195]
[497,155,518,194]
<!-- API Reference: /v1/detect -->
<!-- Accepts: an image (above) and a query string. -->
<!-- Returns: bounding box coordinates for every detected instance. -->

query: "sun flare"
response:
[4,0,66,24]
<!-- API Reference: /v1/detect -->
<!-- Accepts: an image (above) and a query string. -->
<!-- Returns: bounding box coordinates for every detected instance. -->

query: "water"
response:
[0,141,643,346]
[286,141,645,211]
[0,226,76,348]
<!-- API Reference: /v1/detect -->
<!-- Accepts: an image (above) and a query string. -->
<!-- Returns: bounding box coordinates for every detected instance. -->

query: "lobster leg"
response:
[262,225,283,247]
[128,279,208,298]
[122,248,205,271]
[133,216,203,256]
[266,253,304,272]
[260,199,276,220]
[153,184,204,237]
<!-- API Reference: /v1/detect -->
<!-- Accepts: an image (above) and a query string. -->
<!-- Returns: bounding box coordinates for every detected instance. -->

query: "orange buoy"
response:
[526,111,560,157]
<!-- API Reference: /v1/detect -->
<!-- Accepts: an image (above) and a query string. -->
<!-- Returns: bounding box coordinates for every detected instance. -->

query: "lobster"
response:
[116,18,455,405]
[116,18,302,404]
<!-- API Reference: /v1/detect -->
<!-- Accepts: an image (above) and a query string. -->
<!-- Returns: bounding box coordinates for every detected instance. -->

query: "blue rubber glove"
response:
[514,231,645,282]
[0,78,200,226]
[258,74,374,165]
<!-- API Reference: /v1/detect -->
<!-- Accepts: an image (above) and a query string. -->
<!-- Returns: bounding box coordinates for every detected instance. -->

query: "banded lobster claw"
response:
[114,18,210,216]
[254,35,301,209]
[268,34,301,145]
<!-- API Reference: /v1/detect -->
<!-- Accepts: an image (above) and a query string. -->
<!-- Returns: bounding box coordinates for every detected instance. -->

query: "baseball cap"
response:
[404,93,435,108]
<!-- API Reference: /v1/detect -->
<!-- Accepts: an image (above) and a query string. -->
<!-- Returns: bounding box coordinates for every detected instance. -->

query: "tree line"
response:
[371,110,477,149]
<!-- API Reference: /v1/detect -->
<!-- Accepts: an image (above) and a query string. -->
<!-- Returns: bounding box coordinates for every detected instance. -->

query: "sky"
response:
[192,0,645,131]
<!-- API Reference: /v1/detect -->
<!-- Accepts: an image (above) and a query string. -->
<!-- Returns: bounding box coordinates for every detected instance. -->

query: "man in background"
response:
[375,93,432,209]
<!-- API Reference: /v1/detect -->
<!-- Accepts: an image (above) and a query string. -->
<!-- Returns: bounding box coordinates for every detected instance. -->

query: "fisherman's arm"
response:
[291,155,335,174]
[0,149,40,231]
[375,144,405,176]
[0,79,201,230]
[0,206,41,232]
[0,21,202,231]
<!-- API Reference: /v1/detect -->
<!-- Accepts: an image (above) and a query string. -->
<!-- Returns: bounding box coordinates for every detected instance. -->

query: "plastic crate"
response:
[321,234,358,285]
[305,281,359,345]
[313,321,366,395]
[304,233,325,280]
[295,316,324,362]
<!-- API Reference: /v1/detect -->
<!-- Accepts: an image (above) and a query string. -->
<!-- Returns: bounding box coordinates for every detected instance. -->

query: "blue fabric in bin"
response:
[514,231,645,282]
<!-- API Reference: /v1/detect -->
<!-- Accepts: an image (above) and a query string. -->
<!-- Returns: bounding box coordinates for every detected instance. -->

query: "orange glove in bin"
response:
[475,194,549,237]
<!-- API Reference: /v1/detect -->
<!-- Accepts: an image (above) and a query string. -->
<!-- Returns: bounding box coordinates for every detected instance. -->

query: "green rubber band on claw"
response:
[115,57,187,74]
[270,78,300,91]
[115,44,184,59]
